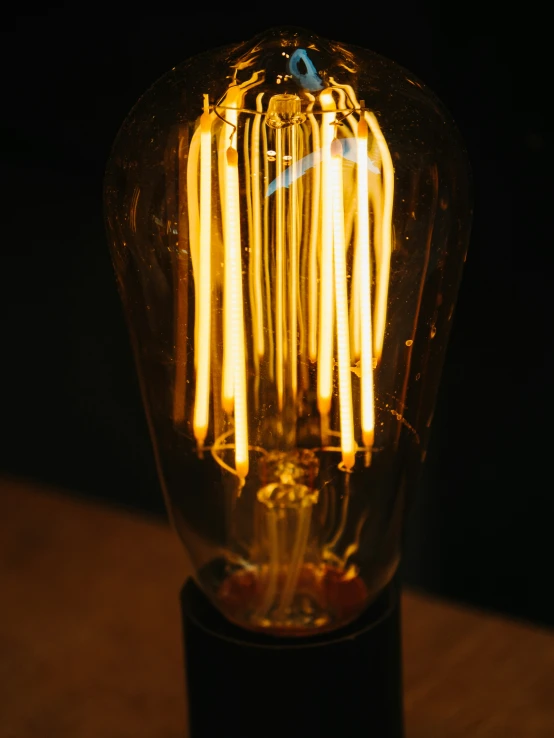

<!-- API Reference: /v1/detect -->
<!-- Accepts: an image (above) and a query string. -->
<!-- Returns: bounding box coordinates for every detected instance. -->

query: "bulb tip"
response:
[236,458,249,483]
[227,146,238,166]
[318,397,332,417]
[201,111,212,132]
[342,449,356,471]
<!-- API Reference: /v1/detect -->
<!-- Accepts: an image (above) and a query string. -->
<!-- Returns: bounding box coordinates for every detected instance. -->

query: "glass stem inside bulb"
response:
[256,480,318,625]
[215,446,375,635]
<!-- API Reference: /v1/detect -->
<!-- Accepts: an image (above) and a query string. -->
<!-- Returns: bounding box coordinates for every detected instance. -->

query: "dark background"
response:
[3,6,553,625]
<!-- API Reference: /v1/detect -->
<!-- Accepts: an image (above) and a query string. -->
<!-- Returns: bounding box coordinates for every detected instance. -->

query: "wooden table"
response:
[1,476,553,737]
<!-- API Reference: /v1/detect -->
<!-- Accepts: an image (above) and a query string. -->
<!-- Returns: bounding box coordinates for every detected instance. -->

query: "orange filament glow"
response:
[193,96,213,446]
[307,108,320,363]
[184,87,393,480]
[356,117,375,449]
[366,111,394,362]
[250,92,265,361]
[317,89,336,419]
[225,144,249,480]
[275,126,285,410]
[221,103,238,414]
[331,137,355,469]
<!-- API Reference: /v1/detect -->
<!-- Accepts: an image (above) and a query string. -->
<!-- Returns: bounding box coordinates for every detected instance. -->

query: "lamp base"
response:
[180,577,404,738]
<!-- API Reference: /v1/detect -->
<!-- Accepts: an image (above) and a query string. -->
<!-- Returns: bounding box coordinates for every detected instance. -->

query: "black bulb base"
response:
[180,578,404,738]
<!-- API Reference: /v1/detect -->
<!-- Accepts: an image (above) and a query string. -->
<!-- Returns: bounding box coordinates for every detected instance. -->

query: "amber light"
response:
[186,81,394,477]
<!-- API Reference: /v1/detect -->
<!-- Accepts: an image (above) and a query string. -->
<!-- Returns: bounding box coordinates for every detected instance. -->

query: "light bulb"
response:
[104,27,471,637]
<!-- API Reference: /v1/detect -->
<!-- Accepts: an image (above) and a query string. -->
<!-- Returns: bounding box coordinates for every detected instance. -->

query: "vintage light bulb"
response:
[105,26,470,644]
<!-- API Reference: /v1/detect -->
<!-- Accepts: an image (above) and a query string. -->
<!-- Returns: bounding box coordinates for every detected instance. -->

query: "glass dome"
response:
[104,27,471,636]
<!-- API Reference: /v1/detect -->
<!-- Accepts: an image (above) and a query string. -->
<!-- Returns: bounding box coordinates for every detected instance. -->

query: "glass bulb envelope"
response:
[104,27,471,636]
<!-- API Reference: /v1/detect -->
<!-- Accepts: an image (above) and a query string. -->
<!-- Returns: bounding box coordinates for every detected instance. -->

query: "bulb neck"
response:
[180,577,404,738]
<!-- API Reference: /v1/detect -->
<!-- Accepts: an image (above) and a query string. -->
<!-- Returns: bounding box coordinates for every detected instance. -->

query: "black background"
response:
[3,5,553,625]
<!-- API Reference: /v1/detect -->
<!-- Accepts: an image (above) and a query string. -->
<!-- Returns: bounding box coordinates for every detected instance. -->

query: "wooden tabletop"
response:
[1,476,553,738]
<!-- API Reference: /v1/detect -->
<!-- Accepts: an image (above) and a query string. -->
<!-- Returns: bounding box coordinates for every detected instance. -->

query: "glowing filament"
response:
[186,121,201,367]
[331,137,355,470]
[275,128,285,410]
[250,93,265,360]
[174,132,189,424]
[317,91,336,417]
[356,117,375,448]
[226,145,249,479]
[350,232,360,362]
[307,111,320,363]
[184,83,396,481]
[366,111,394,362]
[289,125,298,400]
[193,97,212,445]
[221,105,238,413]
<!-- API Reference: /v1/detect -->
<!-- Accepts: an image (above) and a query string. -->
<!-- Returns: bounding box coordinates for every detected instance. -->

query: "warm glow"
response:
[107,27,471,642]
[275,126,285,410]
[221,103,238,415]
[331,137,355,469]
[185,85,393,479]
[289,123,299,402]
[193,96,213,446]
[225,144,249,480]
[366,111,394,362]
[317,89,336,419]
[250,92,265,361]
[356,116,375,449]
